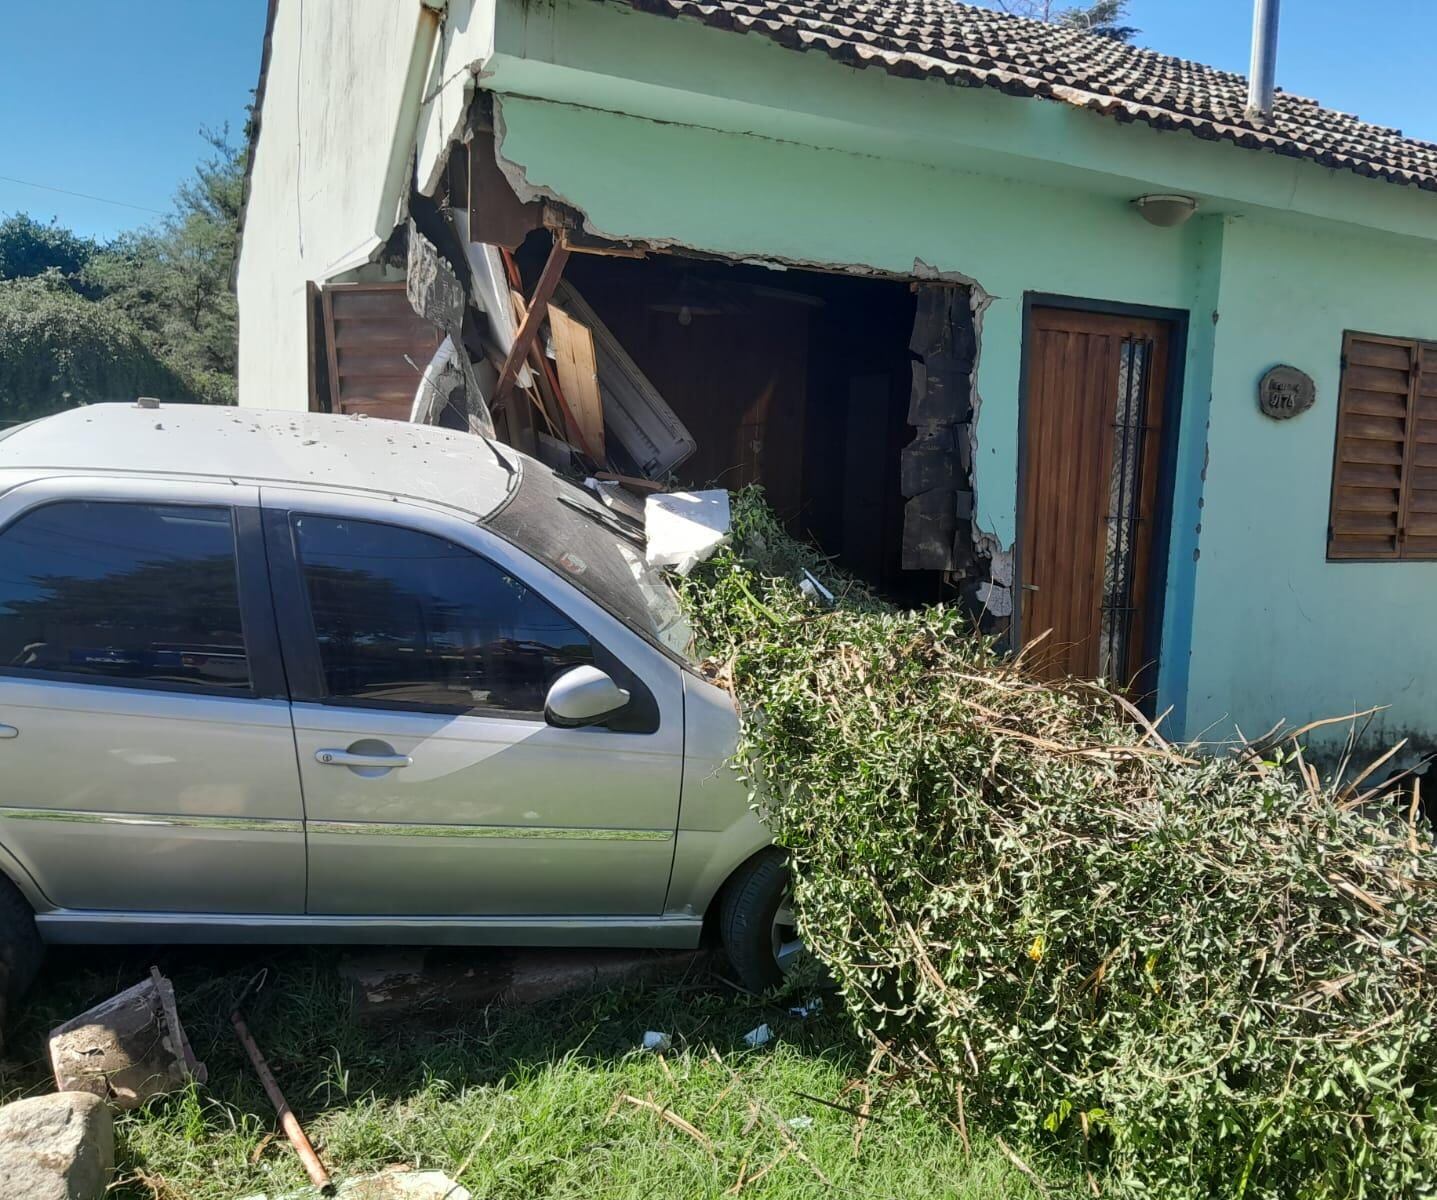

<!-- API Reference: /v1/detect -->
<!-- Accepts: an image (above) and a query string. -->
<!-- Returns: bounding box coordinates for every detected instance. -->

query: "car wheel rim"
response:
[771,892,805,974]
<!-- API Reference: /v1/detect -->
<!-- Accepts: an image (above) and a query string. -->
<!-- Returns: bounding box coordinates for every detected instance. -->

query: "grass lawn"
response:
[0,945,1077,1199]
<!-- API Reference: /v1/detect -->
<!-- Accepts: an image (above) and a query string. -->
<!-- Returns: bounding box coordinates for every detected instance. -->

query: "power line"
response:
[0,175,165,216]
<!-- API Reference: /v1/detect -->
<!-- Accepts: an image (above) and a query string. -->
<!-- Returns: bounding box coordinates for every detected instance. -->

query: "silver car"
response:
[0,403,795,1006]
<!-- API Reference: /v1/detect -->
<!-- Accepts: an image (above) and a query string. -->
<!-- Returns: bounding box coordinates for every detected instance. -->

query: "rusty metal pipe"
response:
[230,980,333,1195]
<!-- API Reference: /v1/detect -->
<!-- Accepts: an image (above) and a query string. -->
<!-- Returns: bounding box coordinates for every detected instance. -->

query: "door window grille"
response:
[1098,337,1154,683]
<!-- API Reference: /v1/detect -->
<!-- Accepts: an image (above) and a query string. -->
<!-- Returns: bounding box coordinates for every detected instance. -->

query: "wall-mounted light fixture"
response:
[1132,194,1199,227]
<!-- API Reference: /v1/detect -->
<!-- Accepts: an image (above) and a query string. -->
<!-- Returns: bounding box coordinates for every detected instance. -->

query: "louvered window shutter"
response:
[1329,333,1417,560]
[319,283,443,420]
[1401,342,1437,558]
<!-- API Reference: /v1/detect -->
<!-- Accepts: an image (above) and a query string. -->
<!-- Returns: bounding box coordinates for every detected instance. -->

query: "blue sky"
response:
[1,0,1434,243]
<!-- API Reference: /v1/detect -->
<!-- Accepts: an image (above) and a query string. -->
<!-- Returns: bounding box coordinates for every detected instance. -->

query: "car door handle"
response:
[315,749,412,769]
[0,725,16,739]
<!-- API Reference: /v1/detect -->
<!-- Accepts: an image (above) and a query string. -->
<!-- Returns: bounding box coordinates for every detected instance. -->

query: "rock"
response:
[0,1092,114,1200]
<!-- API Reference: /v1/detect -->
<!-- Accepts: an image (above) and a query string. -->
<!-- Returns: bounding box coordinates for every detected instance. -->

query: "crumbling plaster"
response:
[486,94,1203,651]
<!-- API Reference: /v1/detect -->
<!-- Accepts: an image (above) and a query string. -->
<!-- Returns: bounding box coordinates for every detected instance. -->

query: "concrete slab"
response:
[337,947,711,1024]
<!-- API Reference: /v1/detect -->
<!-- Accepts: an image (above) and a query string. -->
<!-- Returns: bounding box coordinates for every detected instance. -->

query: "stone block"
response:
[0,1092,113,1200]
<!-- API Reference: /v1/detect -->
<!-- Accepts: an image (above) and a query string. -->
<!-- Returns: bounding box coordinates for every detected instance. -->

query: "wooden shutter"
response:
[1403,342,1437,558]
[1330,332,1418,559]
[319,283,442,420]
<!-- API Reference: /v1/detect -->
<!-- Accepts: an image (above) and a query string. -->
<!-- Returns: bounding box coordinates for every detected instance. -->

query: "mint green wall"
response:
[496,95,1216,721]
[485,0,1437,748]
[1187,217,1437,750]
[493,98,1209,550]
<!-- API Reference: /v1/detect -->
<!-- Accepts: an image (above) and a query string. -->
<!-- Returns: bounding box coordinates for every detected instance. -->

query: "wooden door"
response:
[1019,307,1170,688]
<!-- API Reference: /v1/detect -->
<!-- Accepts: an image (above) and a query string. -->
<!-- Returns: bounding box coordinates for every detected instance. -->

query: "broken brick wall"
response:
[901,285,1004,633]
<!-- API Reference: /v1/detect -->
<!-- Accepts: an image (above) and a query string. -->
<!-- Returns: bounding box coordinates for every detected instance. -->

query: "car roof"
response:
[0,403,519,517]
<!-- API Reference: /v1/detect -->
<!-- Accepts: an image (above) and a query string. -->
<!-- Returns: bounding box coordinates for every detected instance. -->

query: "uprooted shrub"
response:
[679,489,1437,1199]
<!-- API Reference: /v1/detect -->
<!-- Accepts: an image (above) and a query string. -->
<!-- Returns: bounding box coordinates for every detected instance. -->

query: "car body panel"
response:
[259,484,688,919]
[665,672,773,917]
[34,911,704,948]
[0,405,517,521]
[0,475,306,914]
[0,404,764,948]
[294,702,682,915]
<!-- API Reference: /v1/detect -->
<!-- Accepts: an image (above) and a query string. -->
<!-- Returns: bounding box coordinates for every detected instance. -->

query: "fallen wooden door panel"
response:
[548,303,606,461]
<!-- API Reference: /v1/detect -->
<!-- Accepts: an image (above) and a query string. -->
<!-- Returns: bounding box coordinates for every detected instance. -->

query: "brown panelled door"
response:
[1019,307,1171,689]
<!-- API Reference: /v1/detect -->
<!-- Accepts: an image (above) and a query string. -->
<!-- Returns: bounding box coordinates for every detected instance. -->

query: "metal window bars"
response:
[1097,336,1153,684]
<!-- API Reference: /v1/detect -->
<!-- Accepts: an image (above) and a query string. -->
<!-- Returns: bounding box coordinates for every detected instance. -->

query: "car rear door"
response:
[259,488,685,919]
[0,476,305,915]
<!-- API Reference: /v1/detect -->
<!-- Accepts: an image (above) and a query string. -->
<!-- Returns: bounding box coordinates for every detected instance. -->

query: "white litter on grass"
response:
[785,1116,814,1130]
[788,998,824,1019]
[645,490,731,575]
[743,1023,773,1048]
[641,1031,672,1052]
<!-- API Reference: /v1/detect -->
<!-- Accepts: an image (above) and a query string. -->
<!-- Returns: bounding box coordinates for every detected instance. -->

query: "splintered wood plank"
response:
[547,302,606,462]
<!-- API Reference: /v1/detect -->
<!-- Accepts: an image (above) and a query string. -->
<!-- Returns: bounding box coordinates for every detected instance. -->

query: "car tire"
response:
[0,874,42,1021]
[719,849,797,994]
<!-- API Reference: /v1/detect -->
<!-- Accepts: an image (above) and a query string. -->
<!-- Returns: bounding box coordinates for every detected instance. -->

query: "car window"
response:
[0,501,249,691]
[292,514,596,716]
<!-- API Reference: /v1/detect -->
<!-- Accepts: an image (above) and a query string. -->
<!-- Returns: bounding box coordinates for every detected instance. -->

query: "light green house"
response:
[237,0,1437,763]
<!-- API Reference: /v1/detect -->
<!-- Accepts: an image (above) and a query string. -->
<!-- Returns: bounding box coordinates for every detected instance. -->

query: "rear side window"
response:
[293,514,595,716]
[0,501,249,690]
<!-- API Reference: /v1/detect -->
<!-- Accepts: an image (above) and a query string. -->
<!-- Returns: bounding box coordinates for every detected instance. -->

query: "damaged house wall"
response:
[487,94,1208,658]
[900,285,1000,622]
[236,0,1437,755]
[237,0,443,411]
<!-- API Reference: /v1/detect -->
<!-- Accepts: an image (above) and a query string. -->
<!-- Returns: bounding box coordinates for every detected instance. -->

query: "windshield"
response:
[486,461,695,662]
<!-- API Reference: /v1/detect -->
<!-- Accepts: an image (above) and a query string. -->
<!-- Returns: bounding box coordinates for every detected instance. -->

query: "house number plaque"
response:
[1258,365,1315,420]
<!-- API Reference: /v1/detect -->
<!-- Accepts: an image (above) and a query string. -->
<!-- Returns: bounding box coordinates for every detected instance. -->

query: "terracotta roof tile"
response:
[615,0,1437,192]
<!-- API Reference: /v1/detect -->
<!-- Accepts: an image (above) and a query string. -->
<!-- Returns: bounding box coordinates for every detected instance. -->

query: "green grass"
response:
[0,946,1076,1199]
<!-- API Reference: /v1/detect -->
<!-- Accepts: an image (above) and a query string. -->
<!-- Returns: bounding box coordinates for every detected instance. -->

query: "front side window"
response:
[0,501,249,690]
[293,514,595,716]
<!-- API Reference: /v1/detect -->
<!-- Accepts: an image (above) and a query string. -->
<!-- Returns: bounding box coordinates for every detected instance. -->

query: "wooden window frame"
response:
[1328,330,1437,562]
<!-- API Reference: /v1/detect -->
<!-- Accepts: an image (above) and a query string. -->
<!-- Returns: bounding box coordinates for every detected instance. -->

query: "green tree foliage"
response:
[681,490,1437,1200]
[85,130,244,404]
[0,275,193,422]
[0,128,244,419]
[0,215,101,296]
[1057,0,1138,41]
[994,0,1138,42]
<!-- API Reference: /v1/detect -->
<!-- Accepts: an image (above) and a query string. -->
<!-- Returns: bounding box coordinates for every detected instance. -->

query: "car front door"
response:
[0,477,305,915]
[260,489,685,919]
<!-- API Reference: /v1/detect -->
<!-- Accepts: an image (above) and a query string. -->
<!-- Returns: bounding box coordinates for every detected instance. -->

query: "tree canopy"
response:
[993,0,1139,42]
[0,129,244,421]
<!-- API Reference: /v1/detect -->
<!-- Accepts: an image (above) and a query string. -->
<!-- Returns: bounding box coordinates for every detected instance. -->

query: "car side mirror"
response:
[544,665,631,728]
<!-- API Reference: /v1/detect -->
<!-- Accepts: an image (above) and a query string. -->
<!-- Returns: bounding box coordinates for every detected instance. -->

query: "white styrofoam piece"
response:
[645,490,731,576]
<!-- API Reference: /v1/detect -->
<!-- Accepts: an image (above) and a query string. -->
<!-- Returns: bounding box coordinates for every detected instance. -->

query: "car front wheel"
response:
[719,849,803,993]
